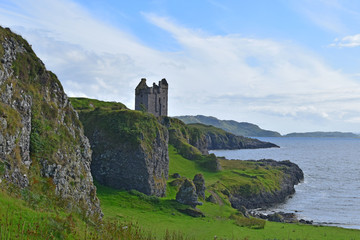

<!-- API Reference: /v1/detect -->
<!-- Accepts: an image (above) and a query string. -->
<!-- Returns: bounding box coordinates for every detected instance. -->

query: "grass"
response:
[69,97,128,111]
[168,145,282,197]
[5,183,356,240]
[1,27,359,239]
[95,146,360,239]
[0,186,190,240]
[72,100,167,156]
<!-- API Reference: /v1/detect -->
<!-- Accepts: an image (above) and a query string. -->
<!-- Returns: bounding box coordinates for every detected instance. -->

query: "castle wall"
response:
[135,78,168,117]
[135,89,149,111]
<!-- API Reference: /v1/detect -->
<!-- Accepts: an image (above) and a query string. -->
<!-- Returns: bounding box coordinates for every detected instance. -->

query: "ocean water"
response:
[210,137,360,229]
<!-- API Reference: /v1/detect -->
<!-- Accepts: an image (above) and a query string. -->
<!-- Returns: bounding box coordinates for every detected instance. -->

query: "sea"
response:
[210,137,360,230]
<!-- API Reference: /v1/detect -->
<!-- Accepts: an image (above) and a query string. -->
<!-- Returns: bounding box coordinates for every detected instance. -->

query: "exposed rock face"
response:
[203,132,278,150]
[206,194,217,204]
[90,124,169,197]
[0,27,102,219]
[176,179,202,207]
[0,34,31,188]
[186,123,279,151]
[162,118,278,161]
[72,102,169,197]
[229,160,304,209]
[193,173,205,199]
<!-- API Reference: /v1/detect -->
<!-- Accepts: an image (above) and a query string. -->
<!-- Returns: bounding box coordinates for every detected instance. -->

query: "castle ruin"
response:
[135,78,168,117]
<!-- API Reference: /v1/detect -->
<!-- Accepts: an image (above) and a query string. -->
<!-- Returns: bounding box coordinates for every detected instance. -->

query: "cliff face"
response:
[161,117,204,159]
[0,27,101,219]
[187,123,279,151]
[71,98,169,197]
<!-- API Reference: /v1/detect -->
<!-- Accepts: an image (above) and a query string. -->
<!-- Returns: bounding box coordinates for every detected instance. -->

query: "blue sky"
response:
[1,0,360,134]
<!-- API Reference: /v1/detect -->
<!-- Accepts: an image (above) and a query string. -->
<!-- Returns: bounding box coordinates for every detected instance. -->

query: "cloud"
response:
[287,0,360,34]
[330,34,360,47]
[1,0,360,132]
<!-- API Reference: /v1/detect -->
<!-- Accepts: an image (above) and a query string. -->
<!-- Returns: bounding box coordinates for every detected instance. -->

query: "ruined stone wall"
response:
[135,78,168,117]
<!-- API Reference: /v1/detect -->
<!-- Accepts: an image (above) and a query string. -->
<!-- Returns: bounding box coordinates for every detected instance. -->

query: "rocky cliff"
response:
[226,159,304,209]
[0,27,101,219]
[161,118,278,159]
[71,98,169,197]
[187,123,279,152]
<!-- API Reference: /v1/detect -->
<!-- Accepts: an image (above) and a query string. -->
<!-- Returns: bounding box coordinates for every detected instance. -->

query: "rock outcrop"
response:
[176,178,202,207]
[229,159,304,209]
[161,118,278,160]
[187,123,279,152]
[71,99,169,197]
[193,173,205,199]
[0,27,102,219]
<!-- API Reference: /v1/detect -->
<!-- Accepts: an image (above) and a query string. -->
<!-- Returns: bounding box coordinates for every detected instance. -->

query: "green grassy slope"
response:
[96,145,360,240]
[0,187,170,240]
[1,152,359,240]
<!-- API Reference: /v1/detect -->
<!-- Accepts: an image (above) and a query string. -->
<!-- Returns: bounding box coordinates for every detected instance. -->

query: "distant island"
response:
[174,115,282,137]
[284,132,360,138]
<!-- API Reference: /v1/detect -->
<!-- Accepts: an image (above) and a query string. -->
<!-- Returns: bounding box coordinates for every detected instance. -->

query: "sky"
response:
[1,0,360,134]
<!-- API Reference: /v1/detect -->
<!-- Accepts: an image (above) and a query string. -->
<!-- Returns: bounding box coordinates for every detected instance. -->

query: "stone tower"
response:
[135,78,168,117]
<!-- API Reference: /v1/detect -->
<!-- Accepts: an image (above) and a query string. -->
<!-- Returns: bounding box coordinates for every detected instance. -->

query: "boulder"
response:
[176,179,201,207]
[172,173,181,178]
[169,177,185,187]
[206,194,217,204]
[238,205,249,218]
[193,173,205,199]
[268,213,284,222]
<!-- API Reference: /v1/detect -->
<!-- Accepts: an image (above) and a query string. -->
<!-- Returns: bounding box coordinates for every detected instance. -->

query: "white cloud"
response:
[1,0,360,132]
[330,34,360,47]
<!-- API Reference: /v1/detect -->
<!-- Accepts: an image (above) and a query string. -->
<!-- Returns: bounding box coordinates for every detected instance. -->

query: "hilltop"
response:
[175,115,281,137]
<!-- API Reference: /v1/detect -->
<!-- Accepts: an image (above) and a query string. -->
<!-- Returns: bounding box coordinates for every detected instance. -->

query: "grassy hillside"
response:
[95,145,360,240]
[175,115,281,137]
[1,148,359,239]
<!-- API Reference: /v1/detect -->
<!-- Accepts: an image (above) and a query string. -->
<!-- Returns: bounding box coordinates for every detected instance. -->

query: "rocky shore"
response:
[229,159,304,209]
[250,210,313,224]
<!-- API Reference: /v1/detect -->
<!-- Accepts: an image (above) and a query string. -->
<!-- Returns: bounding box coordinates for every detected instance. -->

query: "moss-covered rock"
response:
[71,98,169,197]
[0,26,102,219]
[161,117,204,159]
[187,123,279,150]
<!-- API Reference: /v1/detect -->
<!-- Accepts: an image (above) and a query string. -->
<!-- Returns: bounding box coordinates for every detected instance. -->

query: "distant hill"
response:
[174,115,281,137]
[284,132,360,138]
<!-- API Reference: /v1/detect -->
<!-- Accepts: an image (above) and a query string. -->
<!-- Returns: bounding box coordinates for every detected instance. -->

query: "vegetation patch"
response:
[230,213,266,229]
[94,145,360,240]
[70,97,128,111]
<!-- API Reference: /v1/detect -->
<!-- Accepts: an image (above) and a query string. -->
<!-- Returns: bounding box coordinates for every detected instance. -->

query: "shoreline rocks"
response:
[250,210,313,224]
[229,159,304,210]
